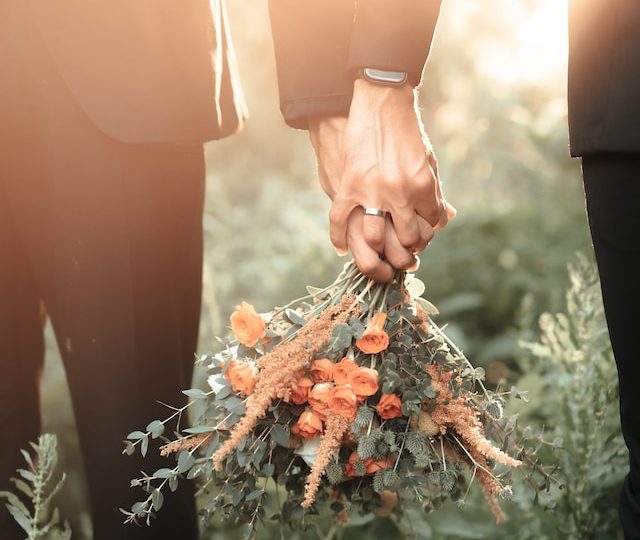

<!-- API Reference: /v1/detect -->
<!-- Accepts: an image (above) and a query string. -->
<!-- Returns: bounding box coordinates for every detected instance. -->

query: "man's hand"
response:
[309,78,455,281]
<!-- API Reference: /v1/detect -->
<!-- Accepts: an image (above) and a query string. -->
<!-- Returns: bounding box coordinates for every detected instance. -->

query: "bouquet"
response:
[122,262,555,535]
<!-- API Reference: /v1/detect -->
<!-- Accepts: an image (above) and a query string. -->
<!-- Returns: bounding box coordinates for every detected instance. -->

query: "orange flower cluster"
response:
[301,412,351,509]
[230,301,266,347]
[356,312,389,354]
[212,296,358,471]
[288,358,380,426]
[425,363,521,523]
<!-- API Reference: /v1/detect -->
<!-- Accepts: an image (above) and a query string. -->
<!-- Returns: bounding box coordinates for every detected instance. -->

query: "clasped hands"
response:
[309,78,456,282]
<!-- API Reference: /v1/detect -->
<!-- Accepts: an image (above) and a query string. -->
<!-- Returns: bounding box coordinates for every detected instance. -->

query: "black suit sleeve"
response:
[268,0,441,129]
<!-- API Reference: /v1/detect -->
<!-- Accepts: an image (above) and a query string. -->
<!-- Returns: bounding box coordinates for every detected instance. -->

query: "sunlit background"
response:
[40,1,621,538]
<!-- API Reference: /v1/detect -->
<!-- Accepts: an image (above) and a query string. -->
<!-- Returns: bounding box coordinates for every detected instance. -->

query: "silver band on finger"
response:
[363,207,387,218]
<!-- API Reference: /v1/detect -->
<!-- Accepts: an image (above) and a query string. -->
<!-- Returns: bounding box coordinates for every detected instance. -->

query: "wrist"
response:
[352,77,415,109]
[353,77,415,104]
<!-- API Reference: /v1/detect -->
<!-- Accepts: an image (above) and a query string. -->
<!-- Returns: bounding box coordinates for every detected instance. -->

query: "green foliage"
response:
[0,434,71,540]
[514,253,627,540]
[424,254,626,540]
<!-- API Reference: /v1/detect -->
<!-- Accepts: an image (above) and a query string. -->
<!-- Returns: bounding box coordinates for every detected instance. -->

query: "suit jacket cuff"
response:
[279,95,352,129]
[347,0,442,87]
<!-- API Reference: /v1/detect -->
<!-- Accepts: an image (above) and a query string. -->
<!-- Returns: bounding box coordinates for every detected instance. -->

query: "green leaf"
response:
[177,451,195,473]
[245,489,265,502]
[153,468,177,479]
[126,431,146,441]
[123,441,135,456]
[152,489,164,511]
[17,470,36,483]
[224,396,243,412]
[415,297,439,316]
[184,425,217,434]
[6,503,31,534]
[168,476,179,492]
[146,421,165,439]
[285,309,308,326]
[326,323,353,352]
[0,491,29,517]
[183,388,208,400]
[140,436,149,457]
[214,385,232,400]
[271,424,291,448]
[11,479,33,499]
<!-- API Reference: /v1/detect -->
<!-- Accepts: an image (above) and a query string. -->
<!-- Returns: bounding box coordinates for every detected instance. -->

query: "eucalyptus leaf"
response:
[182,388,208,400]
[285,308,308,326]
[177,451,195,473]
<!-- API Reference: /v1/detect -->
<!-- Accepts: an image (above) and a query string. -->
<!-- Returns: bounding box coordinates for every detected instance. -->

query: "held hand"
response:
[310,116,423,280]
[309,79,455,281]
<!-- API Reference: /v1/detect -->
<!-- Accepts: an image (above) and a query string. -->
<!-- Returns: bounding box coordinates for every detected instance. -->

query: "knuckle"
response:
[401,229,421,248]
[358,258,379,276]
[397,254,417,270]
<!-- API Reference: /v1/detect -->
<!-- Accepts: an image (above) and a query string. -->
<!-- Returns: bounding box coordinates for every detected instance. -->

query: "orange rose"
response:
[309,359,334,383]
[333,357,358,385]
[291,409,324,440]
[328,384,358,420]
[230,301,265,347]
[222,359,236,382]
[288,376,314,405]
[356,312,389,354]
[344,451,362,478]
[365,455,395,474]
[347,367,379,398]
[228,361,258,395]
[344,451,395,477]
[308,382,333,417]
[375,393,403,420]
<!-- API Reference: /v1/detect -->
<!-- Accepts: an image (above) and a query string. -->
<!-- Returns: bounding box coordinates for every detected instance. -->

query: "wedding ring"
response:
[363,207,387,218]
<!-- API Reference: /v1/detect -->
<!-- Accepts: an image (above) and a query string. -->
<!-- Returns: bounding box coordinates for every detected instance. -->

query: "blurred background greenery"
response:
[37,1,625,538]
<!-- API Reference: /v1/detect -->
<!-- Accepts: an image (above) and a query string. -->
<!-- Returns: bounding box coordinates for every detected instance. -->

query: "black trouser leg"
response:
[583,153,640,540]
[0,4,203,537]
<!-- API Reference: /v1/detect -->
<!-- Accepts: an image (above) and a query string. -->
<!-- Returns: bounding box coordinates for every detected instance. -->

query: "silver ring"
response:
[363,207,387,218]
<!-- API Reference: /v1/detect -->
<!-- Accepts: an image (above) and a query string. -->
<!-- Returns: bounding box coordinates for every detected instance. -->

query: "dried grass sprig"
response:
[301,413,351,509]
[426,363,522,469]
[159,433,212,457]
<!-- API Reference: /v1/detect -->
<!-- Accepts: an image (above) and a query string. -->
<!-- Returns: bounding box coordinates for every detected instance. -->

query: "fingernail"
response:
[335,247,349,257]
[447,203,458,219]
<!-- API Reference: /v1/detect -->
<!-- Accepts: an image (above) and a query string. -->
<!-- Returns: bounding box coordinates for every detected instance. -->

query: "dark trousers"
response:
[0,3,201,539]
[583,153,640,540]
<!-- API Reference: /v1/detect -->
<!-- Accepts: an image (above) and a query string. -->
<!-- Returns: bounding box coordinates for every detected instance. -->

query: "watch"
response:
[361,67,408,86]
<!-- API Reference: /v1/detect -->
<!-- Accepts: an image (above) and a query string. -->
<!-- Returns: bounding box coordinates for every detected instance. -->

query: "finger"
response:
[348,210,394,283]
[329,197,356,256]
[388,206,422,250]
[383,217,418,271]
[414,157,443,227]
[413,216,435,253]
[362,207,387,254]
